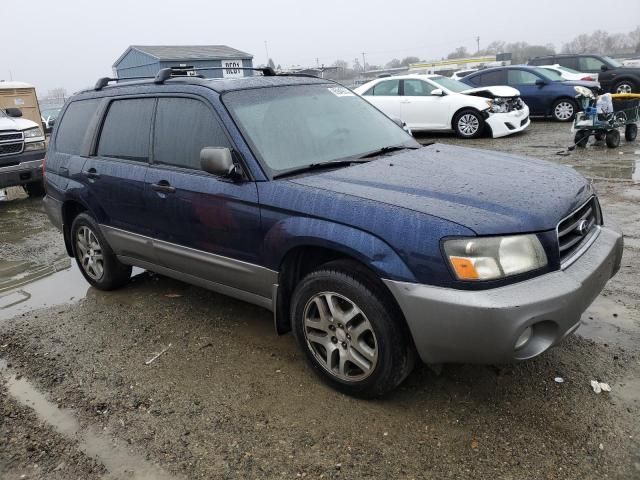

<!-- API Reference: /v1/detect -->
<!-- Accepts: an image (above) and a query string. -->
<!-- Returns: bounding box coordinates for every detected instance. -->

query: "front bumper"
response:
[384,226,623,364]
[486,105,530,138]
[0,150,45,188]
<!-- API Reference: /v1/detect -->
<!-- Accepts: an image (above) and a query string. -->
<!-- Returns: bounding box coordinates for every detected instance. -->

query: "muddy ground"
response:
[0,121,639,479]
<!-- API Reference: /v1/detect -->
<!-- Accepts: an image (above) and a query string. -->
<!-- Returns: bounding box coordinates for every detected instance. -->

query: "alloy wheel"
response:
[303,292,378,382]
[76,226,104,280]
[554,101,574,121]
[458,114,480,136]
[616,83,633,94]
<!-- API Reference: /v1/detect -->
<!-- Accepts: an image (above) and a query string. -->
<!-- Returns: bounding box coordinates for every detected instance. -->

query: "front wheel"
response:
[552,99,576,122]
[453,109,484,139]
[71,213,131,290]
[605,129,621,148]
[291,260,414,397]
[625,124,637,142]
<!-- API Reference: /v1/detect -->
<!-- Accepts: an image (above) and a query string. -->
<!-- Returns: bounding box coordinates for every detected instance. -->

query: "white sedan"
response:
[538,64,598,82]
[354,74,530,138]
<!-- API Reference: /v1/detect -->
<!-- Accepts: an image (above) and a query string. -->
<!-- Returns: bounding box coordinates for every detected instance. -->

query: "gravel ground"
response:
[0,121,639,479]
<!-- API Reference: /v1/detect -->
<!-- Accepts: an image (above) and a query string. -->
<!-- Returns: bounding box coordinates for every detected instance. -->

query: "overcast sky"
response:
[3,0,639,95]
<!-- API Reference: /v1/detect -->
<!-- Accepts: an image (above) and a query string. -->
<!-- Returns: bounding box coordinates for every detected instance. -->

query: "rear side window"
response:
[55,99,100,155]
[153,98,230,170]
[559,57,580,70]
[469,70,506,86]
[97,98,154,162]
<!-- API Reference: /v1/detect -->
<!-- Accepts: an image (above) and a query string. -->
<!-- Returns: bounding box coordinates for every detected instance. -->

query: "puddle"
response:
[0,358,179,479]
[578,296,640,349]
[0,262,90,322]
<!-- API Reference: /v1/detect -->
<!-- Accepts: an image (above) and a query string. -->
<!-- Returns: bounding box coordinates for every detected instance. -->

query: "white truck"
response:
[0,82,47,197]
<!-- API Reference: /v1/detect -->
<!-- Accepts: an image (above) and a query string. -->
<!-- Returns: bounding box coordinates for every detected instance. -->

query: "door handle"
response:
[151,181,176,194]
[85,168,100,180]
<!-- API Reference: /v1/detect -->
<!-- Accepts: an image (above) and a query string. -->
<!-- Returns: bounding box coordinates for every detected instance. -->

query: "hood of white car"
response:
[0,115,39,131]
[462,85,521,98]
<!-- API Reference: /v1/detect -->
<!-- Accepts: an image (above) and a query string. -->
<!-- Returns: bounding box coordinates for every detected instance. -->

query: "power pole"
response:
[476,36,480,54]
[264,41,270,64]
[361,52,366,74]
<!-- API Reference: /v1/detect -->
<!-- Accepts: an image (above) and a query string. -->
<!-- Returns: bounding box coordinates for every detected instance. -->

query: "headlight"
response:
[444,234,547,281]
[488,99,509,113]
[24,141,46,151]
[23,127,43,139]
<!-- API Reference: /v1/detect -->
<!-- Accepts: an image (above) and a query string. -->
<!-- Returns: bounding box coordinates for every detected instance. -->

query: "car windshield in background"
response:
[0,109,7,118]
[558,66,582,74]
[430,76,469,93]
[603,56,622,68]
[223,84,415,175]
[42,107,62,118]
[536,68,564,81]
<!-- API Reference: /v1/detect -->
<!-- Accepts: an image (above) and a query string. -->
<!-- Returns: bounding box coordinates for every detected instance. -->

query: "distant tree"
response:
[447,47,470,59]
[400,56,420,66]
[562,26,640,54]
[385,58,402,68]
[267,58,276,70]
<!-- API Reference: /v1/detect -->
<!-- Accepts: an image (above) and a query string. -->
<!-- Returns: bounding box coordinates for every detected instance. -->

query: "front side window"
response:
[579,57,607,71]
[507,70,541,85]
[403,79,435,96]
[372,80,400,96]
[97,98,154,162]
[153,98,230,170]
[55,99,101,155]
[223,84,414,174]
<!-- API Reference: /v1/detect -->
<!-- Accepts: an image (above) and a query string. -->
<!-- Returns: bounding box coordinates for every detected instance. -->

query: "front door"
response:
[361,79,402,120]
[400,78,449,130]
[506,69,547,115]
[144,96,265,296]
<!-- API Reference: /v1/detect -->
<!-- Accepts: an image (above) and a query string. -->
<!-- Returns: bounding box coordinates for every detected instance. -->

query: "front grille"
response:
[0,131,23,142]
[557,197,600,264]
[0,143,23,156]
[521,116,529,126]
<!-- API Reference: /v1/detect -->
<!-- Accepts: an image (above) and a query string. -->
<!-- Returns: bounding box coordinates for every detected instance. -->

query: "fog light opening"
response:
[515,326,532,350]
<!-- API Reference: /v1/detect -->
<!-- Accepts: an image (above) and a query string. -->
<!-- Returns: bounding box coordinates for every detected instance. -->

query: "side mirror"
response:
[535,79,547,86]
[5,108,22,118]
[600,65,608,72]
[431,89,444,96]
[200,147,237,177]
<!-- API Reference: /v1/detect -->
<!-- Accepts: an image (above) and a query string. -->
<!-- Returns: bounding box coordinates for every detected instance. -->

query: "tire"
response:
[291,260,415,397]
[453,109,484,139]
[24,181,45,197]
[625,124,637,142]
[614,80,636,94]
[70,213,131,290]
[551,98,576,122]
[605,129,621,148]
[574,130,589,147]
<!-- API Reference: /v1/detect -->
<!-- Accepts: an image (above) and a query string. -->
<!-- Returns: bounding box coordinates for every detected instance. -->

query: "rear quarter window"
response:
[54,99,101,155]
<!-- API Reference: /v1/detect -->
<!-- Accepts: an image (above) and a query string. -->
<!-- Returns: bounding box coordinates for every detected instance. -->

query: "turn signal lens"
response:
[450,257,479,280]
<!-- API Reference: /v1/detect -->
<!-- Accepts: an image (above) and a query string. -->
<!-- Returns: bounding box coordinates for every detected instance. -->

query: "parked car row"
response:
[42,69,623,396]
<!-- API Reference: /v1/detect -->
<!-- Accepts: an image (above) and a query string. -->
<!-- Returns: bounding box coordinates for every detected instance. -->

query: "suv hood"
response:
[462,85,521,98]
[289,144,593,235]
[0,115,38,131]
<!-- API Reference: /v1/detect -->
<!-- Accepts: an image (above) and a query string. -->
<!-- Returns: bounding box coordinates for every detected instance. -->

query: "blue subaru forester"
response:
[43,69,623,396]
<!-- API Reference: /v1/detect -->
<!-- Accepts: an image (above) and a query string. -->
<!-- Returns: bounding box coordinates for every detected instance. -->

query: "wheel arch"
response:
[61,198,91,256]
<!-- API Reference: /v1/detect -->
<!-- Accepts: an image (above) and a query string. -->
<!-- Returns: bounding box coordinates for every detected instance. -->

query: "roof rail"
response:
[153,66,276,84]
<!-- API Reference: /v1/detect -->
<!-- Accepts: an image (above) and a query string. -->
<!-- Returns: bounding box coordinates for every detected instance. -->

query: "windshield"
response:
[537,68,564,81]
[0,109,6,118]
[603,56,622,68]
[223,84,416,175]
[430,76,469,93]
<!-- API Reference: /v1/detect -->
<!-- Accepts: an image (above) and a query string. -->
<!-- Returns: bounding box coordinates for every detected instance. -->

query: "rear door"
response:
[400,78,449,130]
[361,79,402,119]
[506,69,547,115]
[144,96,265,295]
[81,97,156,262]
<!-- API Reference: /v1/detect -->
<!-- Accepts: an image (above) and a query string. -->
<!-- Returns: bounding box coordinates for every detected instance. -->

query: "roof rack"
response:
[94,75,156,91]
[153,66,276,84]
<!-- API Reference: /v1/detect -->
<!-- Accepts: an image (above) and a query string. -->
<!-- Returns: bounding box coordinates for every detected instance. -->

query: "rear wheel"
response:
[625,124,637,142]
[71,213,131,290]
[453,109,484,139]
[24,182,45,197]
[574,130,589,147]
[291,260,414,397]
[552,99,576,122]
[605,129,621,148]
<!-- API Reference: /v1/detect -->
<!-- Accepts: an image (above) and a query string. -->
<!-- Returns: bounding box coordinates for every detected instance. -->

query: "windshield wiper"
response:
[273,159,371,179]
[358,144,420,159]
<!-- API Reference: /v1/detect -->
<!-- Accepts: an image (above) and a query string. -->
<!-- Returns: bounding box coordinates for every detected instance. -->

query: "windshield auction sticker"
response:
[328,86,355,97]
